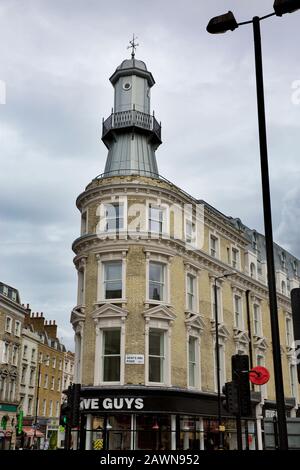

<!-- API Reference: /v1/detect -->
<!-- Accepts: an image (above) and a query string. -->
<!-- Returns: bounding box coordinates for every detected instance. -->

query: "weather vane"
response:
[127,34,139,59]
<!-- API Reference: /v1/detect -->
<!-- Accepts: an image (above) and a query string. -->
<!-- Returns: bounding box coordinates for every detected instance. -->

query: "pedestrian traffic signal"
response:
[59,402,70,427]
[222,381,239,415]
[232,354,251,417]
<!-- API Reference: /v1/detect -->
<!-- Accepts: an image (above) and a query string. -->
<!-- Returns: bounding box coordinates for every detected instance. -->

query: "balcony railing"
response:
[102,109,161,143]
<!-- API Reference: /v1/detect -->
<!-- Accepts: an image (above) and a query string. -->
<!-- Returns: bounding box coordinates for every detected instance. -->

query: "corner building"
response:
[71,55,300,450]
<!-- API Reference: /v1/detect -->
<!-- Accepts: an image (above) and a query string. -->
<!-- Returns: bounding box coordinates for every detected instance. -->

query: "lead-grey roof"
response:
[117,58,147,71]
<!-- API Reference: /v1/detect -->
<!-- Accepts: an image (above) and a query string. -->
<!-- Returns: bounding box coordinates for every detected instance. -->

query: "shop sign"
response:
[80,397,144,411]
[125,354,144,365]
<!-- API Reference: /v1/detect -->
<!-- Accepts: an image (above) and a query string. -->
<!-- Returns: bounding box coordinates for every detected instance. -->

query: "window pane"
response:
[149,220,162,233]
[189,337,196,362]
[150,206,163,222]
[149,262,164,282]
[149,330,164,356]
[149,357,163,383]
[103,356,120,382]
[149,282,163,301]
[105,281,122,299]
[103,330,121,355]
[189,362,195,387]
[105,262,122,281]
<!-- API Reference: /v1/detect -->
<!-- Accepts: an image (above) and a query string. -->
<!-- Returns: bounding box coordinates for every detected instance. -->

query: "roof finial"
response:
[127,34,139,59]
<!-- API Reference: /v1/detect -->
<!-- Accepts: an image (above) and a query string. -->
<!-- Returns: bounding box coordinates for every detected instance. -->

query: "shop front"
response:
[76,386,260,451]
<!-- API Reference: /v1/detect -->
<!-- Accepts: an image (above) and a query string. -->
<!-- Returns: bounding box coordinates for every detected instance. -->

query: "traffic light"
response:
[291,288,300,383]
[222,381,239,415]
[59,401,70,427]
[71,384,81,427]
[232,354,251,417]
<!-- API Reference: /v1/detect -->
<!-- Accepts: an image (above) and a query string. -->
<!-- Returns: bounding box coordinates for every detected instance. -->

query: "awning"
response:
[22,426,44,438]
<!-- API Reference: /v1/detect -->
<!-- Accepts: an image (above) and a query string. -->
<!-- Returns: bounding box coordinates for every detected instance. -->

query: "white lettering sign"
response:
[80,397,144,411]
[125,354,144,365]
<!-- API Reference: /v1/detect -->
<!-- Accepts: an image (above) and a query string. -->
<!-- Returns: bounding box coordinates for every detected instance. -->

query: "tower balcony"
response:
[102,109,162,148]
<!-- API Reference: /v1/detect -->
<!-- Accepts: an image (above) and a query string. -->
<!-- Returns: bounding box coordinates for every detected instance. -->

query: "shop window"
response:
[102,329,121,383]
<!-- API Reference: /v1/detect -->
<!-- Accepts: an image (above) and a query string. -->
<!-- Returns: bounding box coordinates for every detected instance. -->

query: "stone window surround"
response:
[144,306,175,387]
[5,315,12,334]
[96,196,128,234]
[96,250,127,304]
[146,198,170,236]
[145,250,172,306]
[231,245,241,270]
[209,231,220,260]
[252,296,263,338]
[186,321,202,391]
[284,312,294,348]
[209,276,225,323]
[213,339,226,393]
[232,286,245,331]
[93,304,128,386]
[76,256,87,307]
[184,262,200,315]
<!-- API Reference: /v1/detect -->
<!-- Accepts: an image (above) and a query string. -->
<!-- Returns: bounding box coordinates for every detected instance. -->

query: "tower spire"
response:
[127,34,139,59]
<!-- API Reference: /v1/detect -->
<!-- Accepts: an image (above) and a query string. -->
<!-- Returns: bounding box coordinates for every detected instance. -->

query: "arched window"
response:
[250,263,256,279]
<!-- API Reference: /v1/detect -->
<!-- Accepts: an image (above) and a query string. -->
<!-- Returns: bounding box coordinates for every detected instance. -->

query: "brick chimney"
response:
[44,320,57,340]
[27,312,45,333]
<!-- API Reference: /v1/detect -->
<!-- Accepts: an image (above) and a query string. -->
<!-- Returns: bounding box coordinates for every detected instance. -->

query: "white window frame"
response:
[289,363,298,400]
[187,334,201,390]
[51,376,55,390]
[12,345,18,366]
[42,399,47,417]
[213,341,226,392]
[253,303,262,337]
[256,354,267,398]
[231,246,241,270]
[209,233,220,259]
[286,316,294,347]
[146,200,169,237]
[57,377,61,392]
[15,321,21,337]
[49,400,53,417]
[5,316,12,333]
[144,314,173,387]
[100,328,122,384]
[250,262,256,279]
[29,368,35,386]
[27,397,33,415]
[97,197,128,234]
[81,210,88,236]
[94,311,127,386]
[3,285,8,296]
[145,252,171,305]
[233,292,244,330]
[23,345,28,359]
[44,374,48,389]
[211,282,223,323]
[96,251,127,303]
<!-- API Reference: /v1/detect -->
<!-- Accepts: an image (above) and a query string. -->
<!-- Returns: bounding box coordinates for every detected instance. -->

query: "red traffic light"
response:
[249,366,270,385]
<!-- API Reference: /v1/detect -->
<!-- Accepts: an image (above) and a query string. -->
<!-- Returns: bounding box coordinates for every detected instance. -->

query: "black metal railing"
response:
[102,109,161,142]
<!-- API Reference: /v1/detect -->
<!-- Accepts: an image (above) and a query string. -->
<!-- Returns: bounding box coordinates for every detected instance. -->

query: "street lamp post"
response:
[207,0,300,450]
[33,361,42,447]
[214,272,234,450]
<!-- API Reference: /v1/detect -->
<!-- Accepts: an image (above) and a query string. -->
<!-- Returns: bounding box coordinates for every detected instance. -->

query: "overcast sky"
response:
[1,0,300,351]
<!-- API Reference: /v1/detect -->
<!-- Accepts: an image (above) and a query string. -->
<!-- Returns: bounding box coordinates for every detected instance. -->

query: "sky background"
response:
[1,0,300,351]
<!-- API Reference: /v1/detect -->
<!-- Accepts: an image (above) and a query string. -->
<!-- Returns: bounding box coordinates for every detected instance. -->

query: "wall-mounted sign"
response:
[125,354,144,365]
[80,397,144,411]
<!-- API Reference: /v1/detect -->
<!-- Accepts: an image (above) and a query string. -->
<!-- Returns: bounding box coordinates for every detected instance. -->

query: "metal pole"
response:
[252,16,288,450]
[245,290,255,392]
[33,362,41,446]
[214,278,224,450]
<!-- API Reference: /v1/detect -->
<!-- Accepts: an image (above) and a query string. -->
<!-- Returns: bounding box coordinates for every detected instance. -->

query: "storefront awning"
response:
[22,426,44,438]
